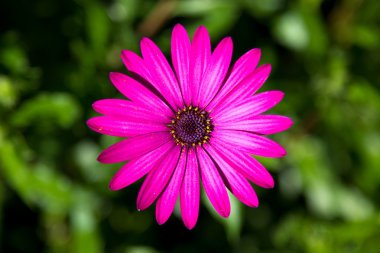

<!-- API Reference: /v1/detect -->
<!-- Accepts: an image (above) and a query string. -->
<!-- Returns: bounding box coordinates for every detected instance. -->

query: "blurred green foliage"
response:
[1,0,380,252]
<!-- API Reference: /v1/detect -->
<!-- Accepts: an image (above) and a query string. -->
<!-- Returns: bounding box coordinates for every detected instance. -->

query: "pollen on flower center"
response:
[169,106,213,147]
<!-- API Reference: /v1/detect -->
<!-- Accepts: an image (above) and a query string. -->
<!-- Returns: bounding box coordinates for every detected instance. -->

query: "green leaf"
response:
[0,137,72,215]
[10,93,81,128]
[70,190,102,253]
[202,191,242,244]
[0,76,17,108]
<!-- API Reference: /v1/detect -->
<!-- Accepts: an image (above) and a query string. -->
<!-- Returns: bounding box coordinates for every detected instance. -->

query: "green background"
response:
[1,0,380,252]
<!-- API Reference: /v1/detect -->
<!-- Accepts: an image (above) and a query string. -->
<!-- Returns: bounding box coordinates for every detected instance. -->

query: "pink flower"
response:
[87,24,292,229]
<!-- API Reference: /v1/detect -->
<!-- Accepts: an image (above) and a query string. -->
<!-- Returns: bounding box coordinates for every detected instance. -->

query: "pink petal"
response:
[109,141,174,190]
[180,149,200,230]
[109,72,171,116]
[155,150,187,225]
[121,51,176,111]
[197,148,230,218]
[209,64,272,114]
[198,37,233,108]
[207,48,261,110]
[213,91,284,122]
[210,141,274,188]
[140,38,183,109]
[171,24,191,106]
[218,115,293,134]
[204,145,259,207]
[121,50,152,81]
[136,146,181,211]
[212,130,286,158]
[92,99,169,122]
[86,116,167,137]
[98,132,171,164]
[189,26,211,106]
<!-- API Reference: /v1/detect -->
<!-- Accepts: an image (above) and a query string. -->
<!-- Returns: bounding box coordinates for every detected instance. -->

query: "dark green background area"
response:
[1,0,380,252]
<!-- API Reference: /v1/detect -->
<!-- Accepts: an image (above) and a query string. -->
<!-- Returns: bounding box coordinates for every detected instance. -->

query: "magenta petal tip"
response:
[109,180,122,191]
[173,23,185,31]
[183,218,197,230]
[219,208,231,218]
[156,214,167,226]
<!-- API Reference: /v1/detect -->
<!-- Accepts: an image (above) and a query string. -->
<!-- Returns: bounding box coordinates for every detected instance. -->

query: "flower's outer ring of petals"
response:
[140,37,183,109]
[207,48,261,110]
[87,116,168,137]
[197,148,231,218]
[209,139,275,188]
[204,145,259,207]
[98,132,171,164]
[209,64,272,113]
[109,141,174,191]
[109,72,172,116]
[218,115,293,135]
[92,99,169,123]
[180,149,200,230]
[212,129,287,158]
[189,25,211,106]
[171,24,191,106]
[198,37,233,108]
[212,90,284,122]
[156,150,187,225]
[137,145,181,211]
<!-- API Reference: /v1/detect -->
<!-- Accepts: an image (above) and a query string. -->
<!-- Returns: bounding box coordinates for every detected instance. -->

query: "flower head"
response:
[87,24,292,229]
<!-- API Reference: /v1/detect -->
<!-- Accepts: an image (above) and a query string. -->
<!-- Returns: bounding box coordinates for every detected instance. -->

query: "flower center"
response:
[169,106,213,147]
